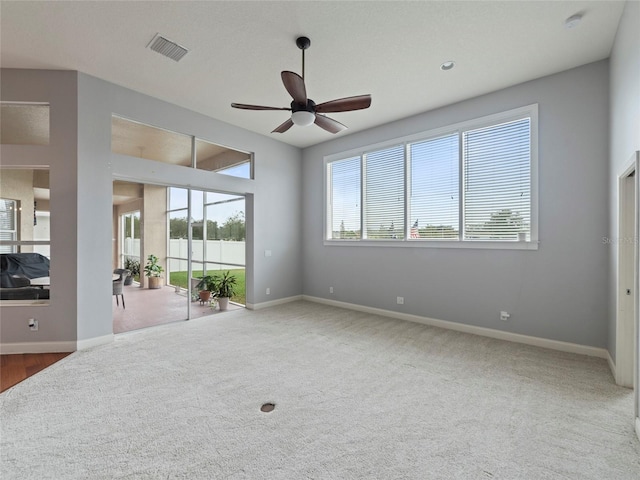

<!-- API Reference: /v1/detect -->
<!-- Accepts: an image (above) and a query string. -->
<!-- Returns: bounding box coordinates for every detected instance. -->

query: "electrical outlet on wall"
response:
[397,296,404,305]
[266,287,270,295]
[28,318,38,331]
[329,286,334,294]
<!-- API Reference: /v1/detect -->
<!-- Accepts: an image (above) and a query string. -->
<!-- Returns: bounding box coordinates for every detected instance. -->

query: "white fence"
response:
[123,239,245,272]
[168,239,245,272]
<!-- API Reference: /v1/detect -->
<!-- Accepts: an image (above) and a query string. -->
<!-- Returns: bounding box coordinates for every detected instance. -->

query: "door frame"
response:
[617,161,636,388]
[617,152,640,442]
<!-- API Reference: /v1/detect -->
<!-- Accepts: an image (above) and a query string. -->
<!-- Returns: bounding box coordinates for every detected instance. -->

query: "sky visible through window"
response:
[217,162,250,179]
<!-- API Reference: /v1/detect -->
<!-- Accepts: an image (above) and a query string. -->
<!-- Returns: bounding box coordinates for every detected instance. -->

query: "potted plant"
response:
[144,254,164,289]
[195,274,217,303]
[123,257,140,285]
[214,270,237,311]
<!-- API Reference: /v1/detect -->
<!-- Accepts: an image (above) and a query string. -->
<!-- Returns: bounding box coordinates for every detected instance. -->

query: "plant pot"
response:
[148,276,163,289]
[199,290,211,303]
[218,297,230,310]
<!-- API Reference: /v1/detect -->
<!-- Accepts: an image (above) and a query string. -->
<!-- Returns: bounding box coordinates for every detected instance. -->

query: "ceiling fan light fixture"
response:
[291,110,315,127]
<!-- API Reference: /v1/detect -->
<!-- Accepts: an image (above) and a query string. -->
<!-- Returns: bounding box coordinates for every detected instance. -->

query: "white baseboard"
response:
[0,341,76,354]
[77,334,113,350]
[635,417,640,443]
[246,295,303,311]
[1,334,114,354]
[303,296,609,359]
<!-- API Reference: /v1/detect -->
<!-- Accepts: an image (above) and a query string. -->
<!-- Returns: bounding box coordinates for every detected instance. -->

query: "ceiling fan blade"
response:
[315,95,372,113]
[314,114,347,134]
[272,118,294,133]
[231,103,291,111]
[281,71,307,105]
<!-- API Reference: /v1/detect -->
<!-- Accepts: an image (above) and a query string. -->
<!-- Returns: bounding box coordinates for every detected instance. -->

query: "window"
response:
[0,168,52,304]
[0,199,17,253]
[365,145,405,239]
[463,119,531,240]
[410,134,459,239]
[111,116,253,178]
[121,211,140,280]
[326,105,537,248]
[329,157,361,239]
[195,139,252,179]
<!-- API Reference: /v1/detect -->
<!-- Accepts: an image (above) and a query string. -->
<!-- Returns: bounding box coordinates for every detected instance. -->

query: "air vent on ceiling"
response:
[147,33,189,62]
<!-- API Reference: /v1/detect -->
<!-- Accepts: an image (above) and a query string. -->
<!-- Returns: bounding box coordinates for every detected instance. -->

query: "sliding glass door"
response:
[113,181,246,333]
[167,187,246,311]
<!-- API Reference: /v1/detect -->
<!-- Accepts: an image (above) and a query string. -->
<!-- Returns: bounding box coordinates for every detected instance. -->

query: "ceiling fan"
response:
[231,36,372,134]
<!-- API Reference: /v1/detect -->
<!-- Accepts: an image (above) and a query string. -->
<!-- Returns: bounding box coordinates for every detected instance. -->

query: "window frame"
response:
[324,104,538,250]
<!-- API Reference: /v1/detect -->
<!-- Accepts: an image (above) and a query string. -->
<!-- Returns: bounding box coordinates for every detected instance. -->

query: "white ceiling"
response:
[0,1,625,148]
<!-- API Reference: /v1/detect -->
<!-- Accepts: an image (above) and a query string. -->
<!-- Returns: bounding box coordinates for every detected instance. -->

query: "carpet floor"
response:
[1,301,639,479]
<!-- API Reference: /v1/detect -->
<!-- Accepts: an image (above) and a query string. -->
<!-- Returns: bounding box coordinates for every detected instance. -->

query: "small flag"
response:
[410,219,420,239]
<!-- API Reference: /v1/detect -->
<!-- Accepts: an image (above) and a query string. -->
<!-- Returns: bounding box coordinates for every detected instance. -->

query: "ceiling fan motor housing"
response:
[291,99,315,113]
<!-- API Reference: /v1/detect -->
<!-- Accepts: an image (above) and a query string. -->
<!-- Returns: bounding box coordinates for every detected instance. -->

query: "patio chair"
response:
[113,269,130,308]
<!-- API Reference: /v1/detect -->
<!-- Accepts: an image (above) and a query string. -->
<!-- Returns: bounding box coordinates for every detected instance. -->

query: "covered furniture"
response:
[0,253,51,300]
[113,269,130,308]
[1,253,50,287]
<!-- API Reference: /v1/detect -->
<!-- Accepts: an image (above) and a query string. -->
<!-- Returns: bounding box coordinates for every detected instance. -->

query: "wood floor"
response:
[1,352,72,393]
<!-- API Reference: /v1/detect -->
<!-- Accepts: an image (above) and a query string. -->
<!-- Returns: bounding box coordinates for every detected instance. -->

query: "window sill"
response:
[323,239,539,250]
[0,299,50,307]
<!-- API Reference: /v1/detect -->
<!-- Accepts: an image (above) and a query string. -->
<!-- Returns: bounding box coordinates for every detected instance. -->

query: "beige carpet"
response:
[1,301,639,479]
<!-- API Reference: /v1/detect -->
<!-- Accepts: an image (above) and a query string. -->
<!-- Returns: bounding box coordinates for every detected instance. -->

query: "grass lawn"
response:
[169,269,246,306]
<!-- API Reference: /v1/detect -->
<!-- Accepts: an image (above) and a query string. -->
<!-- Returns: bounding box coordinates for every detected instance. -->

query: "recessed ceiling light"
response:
[564,13,583,29]
[440,61,455,71]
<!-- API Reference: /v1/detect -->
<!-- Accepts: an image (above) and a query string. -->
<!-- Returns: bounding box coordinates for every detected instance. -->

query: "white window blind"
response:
[325,105,536,248]
[365,145,404,239]
[0,199,17,253]
[330,157,361,239]
[409,134,459,239]
[463,118,531,240]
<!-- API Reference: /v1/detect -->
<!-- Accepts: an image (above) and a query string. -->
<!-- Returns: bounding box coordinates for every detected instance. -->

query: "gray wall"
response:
[608,0,640,361]
[76,72,303,340]
[302,61,610,348]
[1,69,303,347]
[1,70,79,347]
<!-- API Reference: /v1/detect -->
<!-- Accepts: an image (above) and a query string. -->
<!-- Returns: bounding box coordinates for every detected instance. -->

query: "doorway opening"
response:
[112,181,246,334]
[616,152,640,443]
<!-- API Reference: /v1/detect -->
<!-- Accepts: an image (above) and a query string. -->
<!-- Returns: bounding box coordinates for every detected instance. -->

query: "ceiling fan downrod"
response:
[296,36,311,81]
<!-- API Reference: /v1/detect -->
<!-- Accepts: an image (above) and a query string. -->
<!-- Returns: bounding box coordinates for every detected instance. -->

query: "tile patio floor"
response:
[112,283,243,334]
